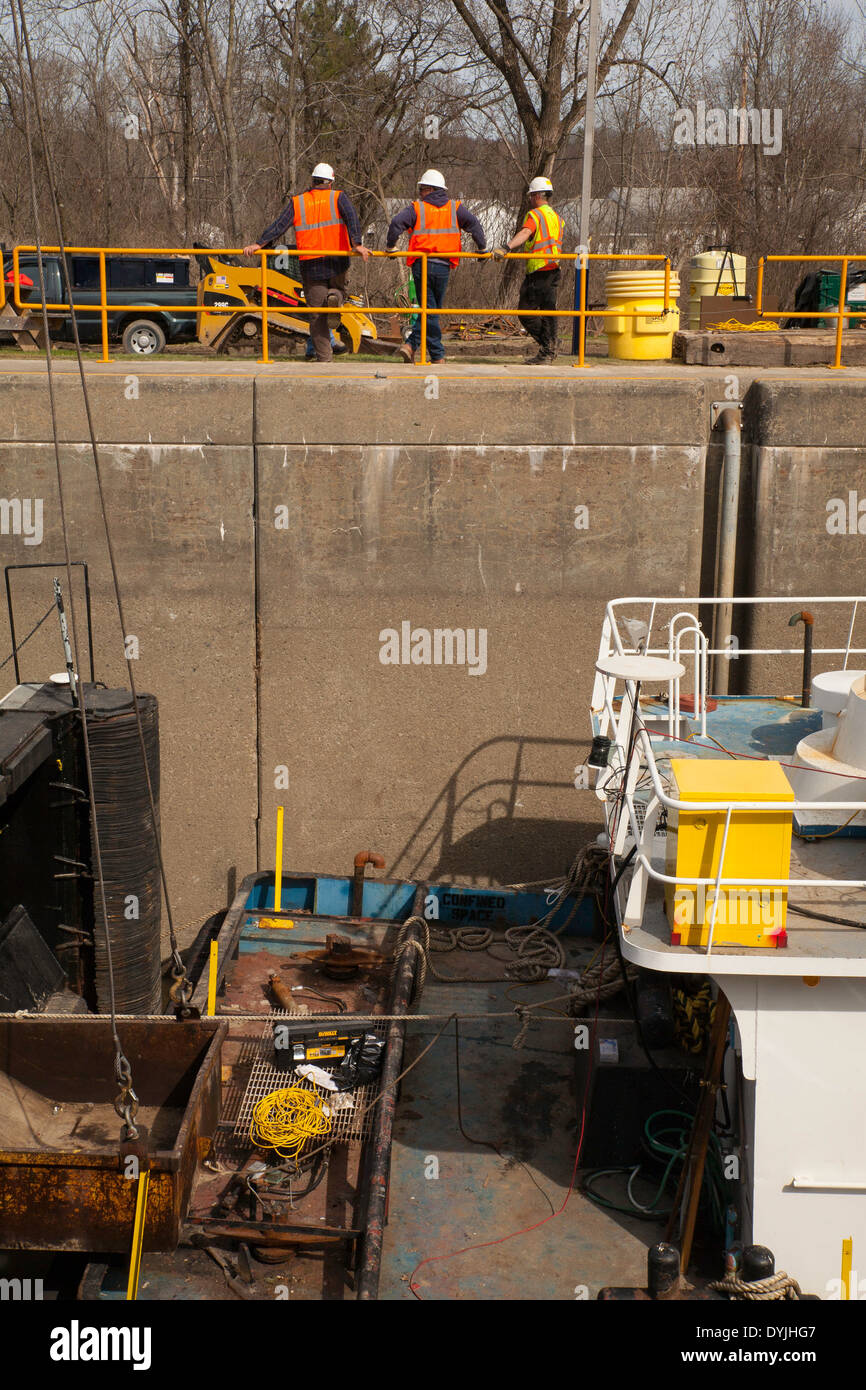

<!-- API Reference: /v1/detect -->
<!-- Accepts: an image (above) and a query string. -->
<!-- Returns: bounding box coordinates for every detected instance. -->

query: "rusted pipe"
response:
[351,851,385,918]
[788,611,814,708]
[267,971,294,1011]
[356,887,423,1300]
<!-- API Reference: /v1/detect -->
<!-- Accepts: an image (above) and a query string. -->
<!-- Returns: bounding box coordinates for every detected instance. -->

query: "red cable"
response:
[649,728,866,781]
[408,901,612,1299]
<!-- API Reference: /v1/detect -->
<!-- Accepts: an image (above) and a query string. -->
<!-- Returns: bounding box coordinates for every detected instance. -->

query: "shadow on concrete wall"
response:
[388,734,596,886]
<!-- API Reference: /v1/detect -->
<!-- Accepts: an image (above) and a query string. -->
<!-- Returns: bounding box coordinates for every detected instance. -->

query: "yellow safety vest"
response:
[525,204,564,274]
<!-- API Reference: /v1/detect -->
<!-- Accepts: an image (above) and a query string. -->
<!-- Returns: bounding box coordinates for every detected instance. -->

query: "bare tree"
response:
[447,0,646,182]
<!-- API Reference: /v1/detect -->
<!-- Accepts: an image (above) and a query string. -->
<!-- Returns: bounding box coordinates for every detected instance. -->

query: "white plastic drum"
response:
[812,668,866,730]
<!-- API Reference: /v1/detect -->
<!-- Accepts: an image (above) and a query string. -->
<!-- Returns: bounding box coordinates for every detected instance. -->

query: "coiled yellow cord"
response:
[250,1087,332,1160]
[706,318,778,332]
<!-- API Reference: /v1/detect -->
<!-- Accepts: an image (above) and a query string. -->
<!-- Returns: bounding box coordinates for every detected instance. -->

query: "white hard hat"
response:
[528,176,553,194]
[312,162,335,180]
[418,168,446,189]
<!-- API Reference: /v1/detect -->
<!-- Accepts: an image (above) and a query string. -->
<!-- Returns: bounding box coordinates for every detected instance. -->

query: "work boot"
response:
[325,288,343,308]
[528,349,555,365]
[398,343,415,363]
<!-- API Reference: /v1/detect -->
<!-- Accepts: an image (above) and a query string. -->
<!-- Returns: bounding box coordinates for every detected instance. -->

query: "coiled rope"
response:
[673,982,716,1053]
[391,845,610,995]
[565,952,636,1014]
[709,1272,802,1300]
[393,916,566,992]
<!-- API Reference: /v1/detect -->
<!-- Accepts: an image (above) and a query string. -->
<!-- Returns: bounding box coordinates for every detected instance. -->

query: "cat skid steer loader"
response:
[195,252,389,355]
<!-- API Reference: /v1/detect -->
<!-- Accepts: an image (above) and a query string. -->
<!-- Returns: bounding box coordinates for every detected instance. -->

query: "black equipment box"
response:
[272,1018,369,1067]
[575,1017,702,1168]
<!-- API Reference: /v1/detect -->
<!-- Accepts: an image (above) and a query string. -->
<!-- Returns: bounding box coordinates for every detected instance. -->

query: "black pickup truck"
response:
[2,251,198,354]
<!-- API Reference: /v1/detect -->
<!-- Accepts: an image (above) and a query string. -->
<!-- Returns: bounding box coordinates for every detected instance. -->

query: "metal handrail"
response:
[9,243,673,368]
[670,617,708,740]
[591,597,866,931]
[9,243,866,368]
[756,254,866,370]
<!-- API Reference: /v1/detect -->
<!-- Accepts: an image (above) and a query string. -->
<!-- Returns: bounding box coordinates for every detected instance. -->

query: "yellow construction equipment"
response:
[195,252,382,355]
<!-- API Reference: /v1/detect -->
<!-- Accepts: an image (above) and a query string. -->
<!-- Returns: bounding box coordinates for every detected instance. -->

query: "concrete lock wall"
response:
[1,367,864,944]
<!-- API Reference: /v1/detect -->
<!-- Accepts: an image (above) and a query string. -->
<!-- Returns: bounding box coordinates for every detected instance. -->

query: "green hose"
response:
[581,1107,729,1230]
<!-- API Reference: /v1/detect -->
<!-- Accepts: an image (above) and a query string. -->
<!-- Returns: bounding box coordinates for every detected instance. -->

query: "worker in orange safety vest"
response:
[386,169,486,363]
[244,162,369,362]
[493,176,565,364]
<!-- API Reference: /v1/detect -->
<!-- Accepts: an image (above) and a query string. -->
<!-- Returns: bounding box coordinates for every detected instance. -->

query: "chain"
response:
[113,1051,140,1139]
[169,949,198,1017]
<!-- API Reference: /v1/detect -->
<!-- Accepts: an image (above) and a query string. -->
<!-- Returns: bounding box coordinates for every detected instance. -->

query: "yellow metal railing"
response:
[10,244,673,367]
[756,254,866,370]
[10,243,866,368]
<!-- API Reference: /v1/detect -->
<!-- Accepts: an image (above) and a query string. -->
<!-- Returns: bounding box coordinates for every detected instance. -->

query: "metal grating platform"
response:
[631,797,667,836]
[232,1020,387,1149]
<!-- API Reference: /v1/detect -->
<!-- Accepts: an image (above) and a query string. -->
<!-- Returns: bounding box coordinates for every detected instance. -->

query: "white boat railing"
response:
[590,596,866,950]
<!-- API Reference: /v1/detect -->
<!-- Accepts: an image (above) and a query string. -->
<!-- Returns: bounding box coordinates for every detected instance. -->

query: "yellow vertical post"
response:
[274,805,284,913]
[206,939,219,1015]
[419,254,428,366]
[832,257,848,370]
[577,250,588,368]
[98,251,111,362]
[259,250,270,364]
[755,257,764,314]
[663,257,671,315]
[842,1236,853,1300]
[11,246,20,310]
[126,1169,150,1301]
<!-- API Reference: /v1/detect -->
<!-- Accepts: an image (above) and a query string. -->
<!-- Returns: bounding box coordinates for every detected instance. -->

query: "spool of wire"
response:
[250,1086,332,1160]
[86,691,162,1014]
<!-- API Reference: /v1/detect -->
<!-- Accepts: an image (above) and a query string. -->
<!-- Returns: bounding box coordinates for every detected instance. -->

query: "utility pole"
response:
[573,0,601,354]
[178,0,193,244]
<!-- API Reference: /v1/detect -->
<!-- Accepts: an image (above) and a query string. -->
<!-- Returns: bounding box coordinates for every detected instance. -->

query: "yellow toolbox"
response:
[665,758,794,948]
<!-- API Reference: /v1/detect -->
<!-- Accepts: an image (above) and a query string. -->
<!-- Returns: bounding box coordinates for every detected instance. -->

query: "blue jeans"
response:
[409,260,450,360]
[305,330,338,358]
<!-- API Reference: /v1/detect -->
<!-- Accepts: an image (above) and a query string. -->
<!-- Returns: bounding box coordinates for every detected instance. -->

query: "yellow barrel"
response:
[687,249,746,329]
[604,270,681,361]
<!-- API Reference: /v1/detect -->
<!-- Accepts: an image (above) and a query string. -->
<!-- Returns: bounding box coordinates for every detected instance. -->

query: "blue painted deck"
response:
[633,695,821,761]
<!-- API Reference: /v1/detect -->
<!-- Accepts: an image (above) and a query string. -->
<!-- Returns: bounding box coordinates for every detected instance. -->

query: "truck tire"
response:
[122,318,166,356]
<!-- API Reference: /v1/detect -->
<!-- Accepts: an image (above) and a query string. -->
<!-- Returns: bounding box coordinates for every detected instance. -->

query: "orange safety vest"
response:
[524,204,564,274]
[407,199,462,268]
[292,188,351,260]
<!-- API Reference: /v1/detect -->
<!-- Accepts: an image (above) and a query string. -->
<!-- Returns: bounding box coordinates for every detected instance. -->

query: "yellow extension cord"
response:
[250,1086,332,1160]
[706,318,779,332]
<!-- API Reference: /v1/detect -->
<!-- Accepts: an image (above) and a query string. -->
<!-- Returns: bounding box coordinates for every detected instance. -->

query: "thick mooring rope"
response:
[709,1272,802,1301]
[393,916,566,993]
[565,954,635,1014]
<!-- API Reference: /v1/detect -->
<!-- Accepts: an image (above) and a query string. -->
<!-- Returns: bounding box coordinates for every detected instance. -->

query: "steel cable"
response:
[9,0,138,1133]
[11,0,192,1017]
